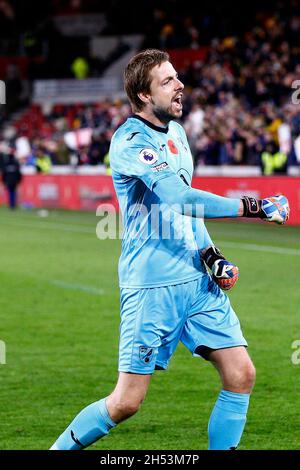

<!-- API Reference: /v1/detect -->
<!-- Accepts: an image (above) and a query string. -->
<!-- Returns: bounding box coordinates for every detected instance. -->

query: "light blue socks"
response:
[51,390,249,450]
[51,397,116,450]
[208,390,250,450]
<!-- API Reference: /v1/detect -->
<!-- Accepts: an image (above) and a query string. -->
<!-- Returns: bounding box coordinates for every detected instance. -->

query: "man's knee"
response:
[106,372,151,422]
[110,396,143,419]
[227,361,256,392]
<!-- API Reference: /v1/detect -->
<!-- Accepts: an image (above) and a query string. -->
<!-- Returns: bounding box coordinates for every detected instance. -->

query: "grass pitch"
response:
[0,206,299,450]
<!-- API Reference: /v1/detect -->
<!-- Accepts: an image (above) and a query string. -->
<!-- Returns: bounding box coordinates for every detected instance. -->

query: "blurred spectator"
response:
[0,142,22,209]
[261,141,288,175]
[103,151,111,175]
[88,132,108,165]
[71,57,90,79]
[35,146,52,173]
[76,145,89,165]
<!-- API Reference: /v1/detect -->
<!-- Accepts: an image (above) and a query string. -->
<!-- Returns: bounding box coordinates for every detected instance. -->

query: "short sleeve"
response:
[110,133,174,191]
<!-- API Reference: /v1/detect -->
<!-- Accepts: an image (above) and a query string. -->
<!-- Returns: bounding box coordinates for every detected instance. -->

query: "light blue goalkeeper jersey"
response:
[109,114,210,288]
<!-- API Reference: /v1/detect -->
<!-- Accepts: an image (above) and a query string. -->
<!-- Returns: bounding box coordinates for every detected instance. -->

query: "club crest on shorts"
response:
[139,346,154,364]
[138,148,158,165]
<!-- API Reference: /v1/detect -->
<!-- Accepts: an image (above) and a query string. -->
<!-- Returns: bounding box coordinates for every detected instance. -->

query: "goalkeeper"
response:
[50,49,290,451]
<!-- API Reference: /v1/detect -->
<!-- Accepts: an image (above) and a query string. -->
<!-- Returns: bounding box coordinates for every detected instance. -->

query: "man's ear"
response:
[137,91,151,106]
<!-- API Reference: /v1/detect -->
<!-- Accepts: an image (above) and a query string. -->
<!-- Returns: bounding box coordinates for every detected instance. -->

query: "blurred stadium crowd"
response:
[0,0,300,174]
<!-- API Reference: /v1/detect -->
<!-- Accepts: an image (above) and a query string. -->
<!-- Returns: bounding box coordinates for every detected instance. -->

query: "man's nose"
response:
[175,78,184,90]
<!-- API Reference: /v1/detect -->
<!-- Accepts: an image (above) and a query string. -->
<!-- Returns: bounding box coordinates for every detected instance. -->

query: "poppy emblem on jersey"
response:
[167,139,179,154]
[139,346,154,364]
[138,148,158,165]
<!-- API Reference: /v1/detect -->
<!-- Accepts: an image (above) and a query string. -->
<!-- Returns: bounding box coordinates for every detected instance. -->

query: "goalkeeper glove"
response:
[242,194,290,224]
[202,245,239,291]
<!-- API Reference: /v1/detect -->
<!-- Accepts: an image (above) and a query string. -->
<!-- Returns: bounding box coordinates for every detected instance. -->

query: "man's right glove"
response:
[242,194,290,224]
[202,245,239,291]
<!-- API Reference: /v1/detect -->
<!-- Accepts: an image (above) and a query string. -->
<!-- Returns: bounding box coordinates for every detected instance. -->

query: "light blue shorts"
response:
[118,274,247,374]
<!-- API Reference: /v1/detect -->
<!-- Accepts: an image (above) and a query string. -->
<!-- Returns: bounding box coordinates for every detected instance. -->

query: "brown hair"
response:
[124,49,169,112]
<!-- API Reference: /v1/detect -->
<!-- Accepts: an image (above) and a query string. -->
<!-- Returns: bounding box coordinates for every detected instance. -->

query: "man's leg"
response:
[8,187,16,209]
[207,346,256,450]
[181,276,254,450]
[50,372,151,450]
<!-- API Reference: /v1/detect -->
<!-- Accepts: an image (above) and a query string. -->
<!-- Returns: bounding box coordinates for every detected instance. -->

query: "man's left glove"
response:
[242,194,290,224]
[202,245,239,291]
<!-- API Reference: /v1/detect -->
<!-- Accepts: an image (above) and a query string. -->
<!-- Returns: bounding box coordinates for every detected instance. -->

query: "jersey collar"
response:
[131,114,169,134]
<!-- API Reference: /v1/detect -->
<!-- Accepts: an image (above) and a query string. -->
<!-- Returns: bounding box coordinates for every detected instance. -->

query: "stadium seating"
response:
[0,0,299,171]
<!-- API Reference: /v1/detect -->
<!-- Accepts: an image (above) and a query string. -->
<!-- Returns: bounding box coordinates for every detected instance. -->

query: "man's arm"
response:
[193,217,213,250]
[153,173,241,218]
[152,173,289,224]
[110,133,289,223]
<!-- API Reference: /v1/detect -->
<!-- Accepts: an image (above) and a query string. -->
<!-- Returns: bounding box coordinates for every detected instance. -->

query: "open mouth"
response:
[173,95,183,109]
[173,95,182,104]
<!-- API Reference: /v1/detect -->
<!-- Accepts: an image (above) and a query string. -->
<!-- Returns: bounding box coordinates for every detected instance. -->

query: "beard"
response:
[150,98,181,125]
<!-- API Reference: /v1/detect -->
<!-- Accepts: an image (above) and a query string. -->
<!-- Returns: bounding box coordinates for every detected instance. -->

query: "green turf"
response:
[0,206,299,450]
